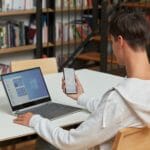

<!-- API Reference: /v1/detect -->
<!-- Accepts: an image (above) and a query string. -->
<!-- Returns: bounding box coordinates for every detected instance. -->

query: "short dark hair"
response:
[109,11,150,50]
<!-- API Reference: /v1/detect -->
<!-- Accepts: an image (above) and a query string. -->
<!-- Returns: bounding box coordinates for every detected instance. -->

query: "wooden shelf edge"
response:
[42,8,54,13]
[0,8,53,17]
[0,43,53,55]
[0,45,35,54]
[76,52,118,64]
[92,35,111,42]
[91,35,101,42]
[55,39,82,46]
[43,42,54,47]
[121,2,150,9]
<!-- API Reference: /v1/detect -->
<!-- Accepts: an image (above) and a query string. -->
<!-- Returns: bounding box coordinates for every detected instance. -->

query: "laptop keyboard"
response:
[17,103,81,119]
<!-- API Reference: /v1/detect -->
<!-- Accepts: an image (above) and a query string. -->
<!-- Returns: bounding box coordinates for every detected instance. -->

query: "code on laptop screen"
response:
[2,68,49,107]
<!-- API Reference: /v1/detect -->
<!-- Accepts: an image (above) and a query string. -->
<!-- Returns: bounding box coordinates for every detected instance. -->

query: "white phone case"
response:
[63,68,77,94]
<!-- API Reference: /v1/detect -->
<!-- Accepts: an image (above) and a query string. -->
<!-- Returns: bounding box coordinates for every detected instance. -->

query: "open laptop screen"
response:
[1,67,51,111]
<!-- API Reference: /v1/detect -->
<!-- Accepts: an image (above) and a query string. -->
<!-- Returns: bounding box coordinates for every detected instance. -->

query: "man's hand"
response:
[13,112,33,126]
[62,76,84,100]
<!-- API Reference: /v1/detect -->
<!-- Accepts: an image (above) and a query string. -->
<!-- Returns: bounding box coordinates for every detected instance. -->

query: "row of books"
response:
[0,21,25,48]
[0,15,48,49]
[0,0,46,11]
[55,0,93,9]
[55,21,92,42]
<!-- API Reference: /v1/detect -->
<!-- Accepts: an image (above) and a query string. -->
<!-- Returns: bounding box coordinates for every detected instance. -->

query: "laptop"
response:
[1,67,81,119]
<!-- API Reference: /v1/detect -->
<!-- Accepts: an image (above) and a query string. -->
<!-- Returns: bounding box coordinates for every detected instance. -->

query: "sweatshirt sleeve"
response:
[29,101,123,150]
[77,93,104,112]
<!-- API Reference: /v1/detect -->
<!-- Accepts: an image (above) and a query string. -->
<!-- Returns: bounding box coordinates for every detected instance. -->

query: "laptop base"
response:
[17,102,81,120]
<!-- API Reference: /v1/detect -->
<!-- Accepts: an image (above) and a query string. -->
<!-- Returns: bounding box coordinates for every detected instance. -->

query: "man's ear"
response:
[117,35,124,48]
[116,35,125,61]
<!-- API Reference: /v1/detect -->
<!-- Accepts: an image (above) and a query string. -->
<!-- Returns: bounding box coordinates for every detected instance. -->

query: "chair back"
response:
[112,127,150,150]
[11,58,58,74]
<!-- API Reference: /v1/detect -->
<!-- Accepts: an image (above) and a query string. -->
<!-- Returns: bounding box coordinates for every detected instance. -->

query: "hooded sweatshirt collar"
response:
[114,78,150,127]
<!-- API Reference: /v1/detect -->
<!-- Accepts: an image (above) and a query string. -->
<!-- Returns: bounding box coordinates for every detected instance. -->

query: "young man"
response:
[14,11,150,150]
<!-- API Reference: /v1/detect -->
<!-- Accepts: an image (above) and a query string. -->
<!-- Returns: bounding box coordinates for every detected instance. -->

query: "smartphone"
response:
[63,68,77,94]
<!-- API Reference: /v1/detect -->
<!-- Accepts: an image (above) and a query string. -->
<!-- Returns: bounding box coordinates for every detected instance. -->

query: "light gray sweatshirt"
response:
[29,78,150,150]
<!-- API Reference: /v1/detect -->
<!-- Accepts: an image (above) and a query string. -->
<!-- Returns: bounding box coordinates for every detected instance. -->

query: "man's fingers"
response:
[14,117,24,122]
[17,114,24,118]
[14,113,28,122]
[13,120,25,125]
[13,119,21,123]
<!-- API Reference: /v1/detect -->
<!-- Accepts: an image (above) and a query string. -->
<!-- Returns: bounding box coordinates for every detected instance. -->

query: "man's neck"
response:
[125,50,150,79]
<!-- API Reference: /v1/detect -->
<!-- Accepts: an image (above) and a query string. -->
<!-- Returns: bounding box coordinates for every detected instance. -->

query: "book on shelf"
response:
[42,15,48,43]
[25,0,34,10]
[0,0,46,11]
[55,22,75,42]
[55,0,93,9]
[28,15,37,44]
[87,0,93,7]
[0,23,6,48]
[82,14,93,29]
[76,23,92,39]
[55,20,92,42]
[1,0,13,11]
[71,24,81,39]
[27,14,48,44]
[27,25,36,44]
[12,0,25,10]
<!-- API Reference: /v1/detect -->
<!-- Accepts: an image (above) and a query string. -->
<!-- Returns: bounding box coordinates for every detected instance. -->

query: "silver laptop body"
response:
[1,67,81,119]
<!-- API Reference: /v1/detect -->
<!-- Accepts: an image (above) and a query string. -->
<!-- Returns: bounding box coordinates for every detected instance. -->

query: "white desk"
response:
[0,69,123,144]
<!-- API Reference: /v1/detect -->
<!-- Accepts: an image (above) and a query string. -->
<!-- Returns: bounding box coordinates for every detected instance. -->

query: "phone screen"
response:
[63,68,77,94]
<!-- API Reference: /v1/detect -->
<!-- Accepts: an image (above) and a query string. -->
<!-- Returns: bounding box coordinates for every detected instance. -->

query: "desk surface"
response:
[0,69,123,142]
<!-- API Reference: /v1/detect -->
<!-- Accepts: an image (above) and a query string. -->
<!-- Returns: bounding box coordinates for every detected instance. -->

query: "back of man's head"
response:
[109,11,150,50]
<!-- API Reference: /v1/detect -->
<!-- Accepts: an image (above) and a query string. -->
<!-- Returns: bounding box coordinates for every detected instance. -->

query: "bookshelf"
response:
[47,0,100,69]
[0,0,149,73]
[0,0,53,59]
[0,0,100,70]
